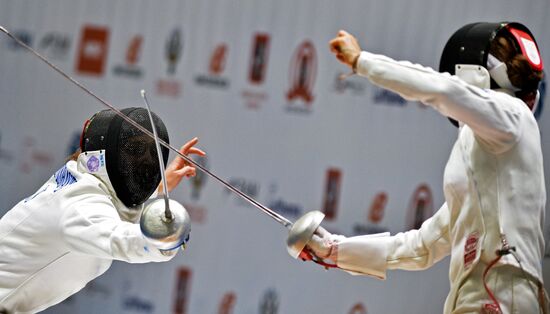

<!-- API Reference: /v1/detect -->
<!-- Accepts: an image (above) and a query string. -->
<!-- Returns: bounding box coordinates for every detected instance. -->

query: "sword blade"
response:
[0,25,293,229]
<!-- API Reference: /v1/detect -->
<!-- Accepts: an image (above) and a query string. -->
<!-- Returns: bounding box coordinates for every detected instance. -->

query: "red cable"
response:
[300,250,339,269]
[482,255,503,313]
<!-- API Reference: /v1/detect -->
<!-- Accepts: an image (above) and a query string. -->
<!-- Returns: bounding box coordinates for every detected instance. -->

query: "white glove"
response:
[306,227,339,260]
[307,234,332,258]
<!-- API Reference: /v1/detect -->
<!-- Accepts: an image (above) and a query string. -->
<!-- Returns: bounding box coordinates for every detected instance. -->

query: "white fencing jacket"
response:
[0,157,175,313]
[332,52,546,312]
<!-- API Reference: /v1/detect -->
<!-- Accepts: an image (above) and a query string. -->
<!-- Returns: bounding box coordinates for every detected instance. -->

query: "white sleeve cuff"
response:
[334,232,390,279]
[355,51,384,77]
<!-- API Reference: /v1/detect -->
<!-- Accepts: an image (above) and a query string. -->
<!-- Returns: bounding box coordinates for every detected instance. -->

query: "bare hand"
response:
[329,30,362,70]
[158,137,206,194]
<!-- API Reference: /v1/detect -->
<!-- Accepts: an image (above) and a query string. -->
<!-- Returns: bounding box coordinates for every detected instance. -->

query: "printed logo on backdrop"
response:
[82,281,111,298]
[183,155,208,224]
[223,177,260,207]
[39,32,71,60]
[0,131,14,164]
[156,28,183,98]
[19,136,54,174]
[113,35,144,78]
[334,72,367,95]
[266,182,304,219]
[4,30,32,51]
[259,288,279,314]
[195,43,230,88]
[285,40,317,113]
[66,130,81,156]
[544,227,550,257]
[121,280,154,313]
[173,267,192,314]
[353,192,389,235]
[534,71,546,120]
[405,183,433,230]
[348,303,368,314]
[242,33,270,109]
[373,88,406,106]
[321,168,342,221]
[217,291,237,314]
[75,25,110,76]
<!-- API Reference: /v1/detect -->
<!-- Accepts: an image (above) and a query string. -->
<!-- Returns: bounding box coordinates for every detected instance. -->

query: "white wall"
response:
[0,0,549,313]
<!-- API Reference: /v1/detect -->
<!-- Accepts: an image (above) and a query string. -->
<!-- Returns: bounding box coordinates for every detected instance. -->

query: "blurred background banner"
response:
[0,0,549,313]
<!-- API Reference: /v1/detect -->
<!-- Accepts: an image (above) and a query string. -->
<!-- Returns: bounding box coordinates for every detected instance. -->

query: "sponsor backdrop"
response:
[0,0,549,313]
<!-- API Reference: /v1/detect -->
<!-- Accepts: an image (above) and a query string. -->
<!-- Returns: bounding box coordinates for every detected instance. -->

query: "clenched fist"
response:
[329,30,362,70]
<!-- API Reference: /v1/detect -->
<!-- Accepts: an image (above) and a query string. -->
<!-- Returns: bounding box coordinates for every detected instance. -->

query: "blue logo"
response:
[54,165,77,191]
[122,296,154,313]
[66,131,81,156]
[534,72,546,120]
[87,156,99,172]
[6,30,33,50]
[259,288,279,314]
[373,88,406,106]
[268,199,303,219]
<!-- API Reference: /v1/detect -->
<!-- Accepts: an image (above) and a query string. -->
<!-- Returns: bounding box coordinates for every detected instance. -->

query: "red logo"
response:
[464,231,479,269]
[286,40,317,104]
[508,27,543,71]
[76,25,109,75]
[217,292,237,314]
[348,303,368,314]
[322,168,342,221]
[126,35,142,65]
[368,192,387,224]
[173,267,192,314]
[209,44,228,75]
[248,33,270,84]
[405,184,433,230]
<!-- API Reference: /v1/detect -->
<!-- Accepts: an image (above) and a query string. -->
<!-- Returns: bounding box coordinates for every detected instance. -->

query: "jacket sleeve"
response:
[334,203,451,279]
[356,51,526,154]
[60,193,176,263]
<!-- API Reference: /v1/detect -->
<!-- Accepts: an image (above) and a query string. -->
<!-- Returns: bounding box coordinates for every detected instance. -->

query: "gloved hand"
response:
[302,226,338,261]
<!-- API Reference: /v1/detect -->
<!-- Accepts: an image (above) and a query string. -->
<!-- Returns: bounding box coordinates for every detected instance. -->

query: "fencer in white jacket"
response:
[0,136,204,313]
[308,26,547,313]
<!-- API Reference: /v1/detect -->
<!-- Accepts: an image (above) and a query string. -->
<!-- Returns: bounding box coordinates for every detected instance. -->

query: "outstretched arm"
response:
[61,193,176,263]
[307,203,451,279]
[329,30,528,154]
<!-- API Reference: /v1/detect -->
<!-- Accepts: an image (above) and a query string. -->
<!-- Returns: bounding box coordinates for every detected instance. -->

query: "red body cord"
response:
[482,255,503,313]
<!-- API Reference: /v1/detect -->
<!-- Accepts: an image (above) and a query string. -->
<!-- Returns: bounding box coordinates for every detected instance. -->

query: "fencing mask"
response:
[80,107,170,208]
[439,22,544,126]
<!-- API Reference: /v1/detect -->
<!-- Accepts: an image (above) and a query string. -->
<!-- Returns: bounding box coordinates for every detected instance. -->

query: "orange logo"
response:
[368,192,387,224]
[218,292,236,314]
[349,303,368,314]
[322,168,342,221]
[406,184,433,230]
[76,25,109,75]
[248,33,270,84]
[126,35,142,65]
[286,40,317,104]
[209,44,228,75]
[173,267,192,314]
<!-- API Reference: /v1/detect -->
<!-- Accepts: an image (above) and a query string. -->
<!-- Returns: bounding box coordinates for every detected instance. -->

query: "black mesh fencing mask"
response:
[80,107,170,207]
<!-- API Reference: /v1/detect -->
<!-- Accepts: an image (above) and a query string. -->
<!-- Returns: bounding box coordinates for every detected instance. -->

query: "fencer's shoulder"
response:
[490,90,538,123]
[61,161,116,206]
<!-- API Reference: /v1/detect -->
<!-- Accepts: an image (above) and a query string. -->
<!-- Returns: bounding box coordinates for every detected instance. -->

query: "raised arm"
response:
[330,30,527,154]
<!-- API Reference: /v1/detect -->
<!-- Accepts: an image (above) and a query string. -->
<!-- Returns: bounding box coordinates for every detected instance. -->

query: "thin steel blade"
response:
[0,25,293,229]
